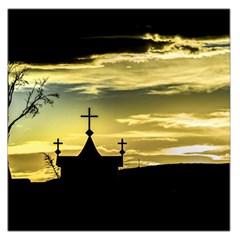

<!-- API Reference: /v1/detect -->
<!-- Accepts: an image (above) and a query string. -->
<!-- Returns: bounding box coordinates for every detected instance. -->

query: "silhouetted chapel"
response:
[56,108,125,184]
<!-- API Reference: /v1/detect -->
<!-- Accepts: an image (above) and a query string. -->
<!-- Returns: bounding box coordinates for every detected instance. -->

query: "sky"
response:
[7,9,230,182]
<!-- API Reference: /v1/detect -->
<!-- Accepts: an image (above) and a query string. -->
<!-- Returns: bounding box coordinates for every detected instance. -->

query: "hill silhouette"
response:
[8,163,229,231]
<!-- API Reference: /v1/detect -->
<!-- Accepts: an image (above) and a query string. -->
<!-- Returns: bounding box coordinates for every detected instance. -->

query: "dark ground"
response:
[8,163,230,231]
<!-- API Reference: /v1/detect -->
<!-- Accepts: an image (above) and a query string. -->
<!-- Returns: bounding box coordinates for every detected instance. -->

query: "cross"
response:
[81,107,98,131]
[118,138,127,155]
[53,138,63,156]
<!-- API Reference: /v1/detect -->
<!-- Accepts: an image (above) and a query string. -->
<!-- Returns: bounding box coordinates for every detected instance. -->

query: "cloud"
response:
[67,84,103,95]
[87,34,230,64]
[63,34,229,66]
[121,144,229,169]
[8,140,83,155]
[158,144,230,161]
[159,144,229,155]
[26,33,230,65]
[97,146,119,155]
[142,34,229,55]
[126,146,228,160]
[99,130,203,140]
[29,62,104,71]
[19,34,229,66]
[15,35,229,96]
[132,137,178,142]
[116,110,230,129]
[9,9,230,65]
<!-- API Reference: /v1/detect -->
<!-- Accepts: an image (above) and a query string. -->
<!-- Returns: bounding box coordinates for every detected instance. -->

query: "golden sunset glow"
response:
[8,30,230,182]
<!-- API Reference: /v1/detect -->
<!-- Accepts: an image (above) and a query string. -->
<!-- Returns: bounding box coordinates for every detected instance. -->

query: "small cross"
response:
[53,138,63,156]
[81,107,98,130]
[118,138,127,155]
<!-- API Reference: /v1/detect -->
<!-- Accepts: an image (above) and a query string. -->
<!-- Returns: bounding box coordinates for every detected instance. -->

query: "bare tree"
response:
[8,62,59,179]
[8,62,59,138]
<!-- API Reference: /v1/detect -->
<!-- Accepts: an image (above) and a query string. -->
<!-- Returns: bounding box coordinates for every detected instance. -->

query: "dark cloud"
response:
[204,42,230,48]
[175,44,200,54]
[8,9,229,64]
[9,36,172,64]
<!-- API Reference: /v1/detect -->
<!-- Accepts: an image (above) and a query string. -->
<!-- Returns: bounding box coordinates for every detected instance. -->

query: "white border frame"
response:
[1,2,239,240]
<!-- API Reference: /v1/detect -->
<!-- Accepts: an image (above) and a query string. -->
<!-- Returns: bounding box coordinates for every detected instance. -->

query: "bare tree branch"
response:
[8,62,59,138]
[8,62,30,108]
[8,62,60,179]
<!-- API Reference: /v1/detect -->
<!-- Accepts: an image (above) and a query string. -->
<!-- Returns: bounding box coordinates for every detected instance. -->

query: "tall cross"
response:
[53,138,63,156]
[81,107,98,136]
[118,138,127,155]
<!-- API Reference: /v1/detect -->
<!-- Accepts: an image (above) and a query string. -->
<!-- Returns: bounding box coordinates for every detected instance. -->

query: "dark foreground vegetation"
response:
[8,163,230,231]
